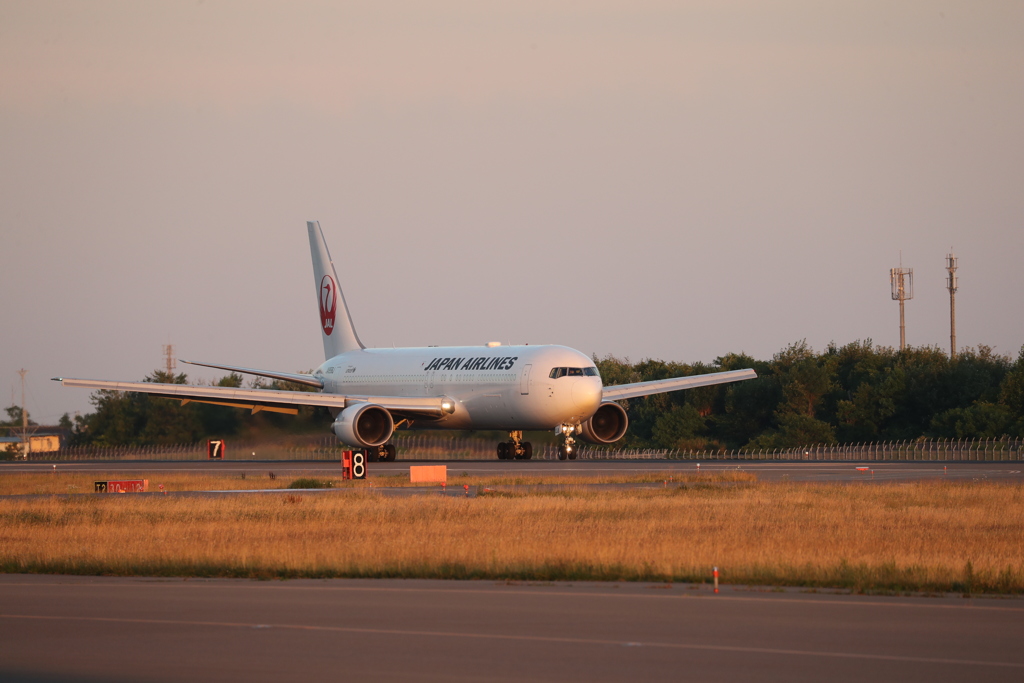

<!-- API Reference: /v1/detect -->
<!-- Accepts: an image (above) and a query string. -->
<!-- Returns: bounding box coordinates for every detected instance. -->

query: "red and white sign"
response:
[319,275,337,335]
[341,451,366,480]
[102,480,149,493]
[208,439,225,459]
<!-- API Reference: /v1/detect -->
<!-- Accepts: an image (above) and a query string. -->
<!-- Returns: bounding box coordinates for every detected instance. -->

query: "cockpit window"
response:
[549,366,600,379]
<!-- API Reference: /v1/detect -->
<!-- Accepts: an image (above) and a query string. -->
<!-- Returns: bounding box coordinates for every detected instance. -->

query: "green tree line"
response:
[39,341,1024,449]
[598,340,1024,451]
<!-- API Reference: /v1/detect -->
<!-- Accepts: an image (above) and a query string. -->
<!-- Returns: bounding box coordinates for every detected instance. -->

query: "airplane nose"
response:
[571,378,601,412]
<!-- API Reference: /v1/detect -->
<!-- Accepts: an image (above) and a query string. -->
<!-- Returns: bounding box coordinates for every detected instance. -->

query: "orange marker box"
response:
[409,466,447,484]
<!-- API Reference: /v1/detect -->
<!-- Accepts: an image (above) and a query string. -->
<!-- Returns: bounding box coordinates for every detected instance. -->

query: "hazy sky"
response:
[2,1,1023,422]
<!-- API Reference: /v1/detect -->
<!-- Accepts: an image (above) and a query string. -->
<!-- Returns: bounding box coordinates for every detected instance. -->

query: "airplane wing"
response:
[600,368,757,401]
[179,359,324,389]
[53,378,452,418]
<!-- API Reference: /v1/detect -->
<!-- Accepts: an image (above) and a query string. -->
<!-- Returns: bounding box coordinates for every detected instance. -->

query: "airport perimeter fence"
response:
[15,435,1024,462]
[652,437,1024,463]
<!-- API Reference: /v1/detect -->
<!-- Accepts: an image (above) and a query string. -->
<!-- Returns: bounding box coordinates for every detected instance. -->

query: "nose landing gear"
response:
[497,431,533,460]
[557,424,579,460]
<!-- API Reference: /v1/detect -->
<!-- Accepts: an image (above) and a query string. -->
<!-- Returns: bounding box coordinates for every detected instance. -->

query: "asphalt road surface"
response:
[3,460,1022,483]
[0,576,1021,682]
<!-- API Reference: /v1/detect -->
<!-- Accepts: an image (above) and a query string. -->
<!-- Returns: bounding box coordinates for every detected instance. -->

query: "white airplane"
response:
[56,222,756,461]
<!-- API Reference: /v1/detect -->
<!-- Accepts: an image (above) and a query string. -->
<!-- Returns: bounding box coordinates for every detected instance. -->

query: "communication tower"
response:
[946,250,958,359]
[18,369,29,460]
[890,260,914,351]
[162,344,176,378]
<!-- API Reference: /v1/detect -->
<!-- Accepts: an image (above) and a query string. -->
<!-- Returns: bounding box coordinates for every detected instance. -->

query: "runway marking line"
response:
[0,612,1020,669]
[2,582,1021,613]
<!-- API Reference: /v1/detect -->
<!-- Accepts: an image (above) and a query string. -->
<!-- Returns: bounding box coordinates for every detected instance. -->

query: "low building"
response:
[1,431,64,457]
[0,436,22,455]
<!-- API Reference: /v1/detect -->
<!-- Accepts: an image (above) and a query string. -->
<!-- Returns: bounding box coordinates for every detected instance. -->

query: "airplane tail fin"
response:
[307,221,364,359]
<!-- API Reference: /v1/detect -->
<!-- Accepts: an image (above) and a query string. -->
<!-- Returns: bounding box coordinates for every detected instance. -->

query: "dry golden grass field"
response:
[1,472,1022,593]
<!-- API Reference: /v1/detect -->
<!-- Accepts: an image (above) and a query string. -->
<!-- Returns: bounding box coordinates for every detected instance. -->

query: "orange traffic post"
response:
[713,566,719,594]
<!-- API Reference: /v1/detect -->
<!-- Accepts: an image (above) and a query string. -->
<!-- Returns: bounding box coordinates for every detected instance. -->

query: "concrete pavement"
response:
[0,576,1021,682]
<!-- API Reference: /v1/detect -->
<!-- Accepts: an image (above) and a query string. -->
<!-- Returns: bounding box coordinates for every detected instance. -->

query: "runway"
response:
[3,459,1022,483]
[0,576,1021,682]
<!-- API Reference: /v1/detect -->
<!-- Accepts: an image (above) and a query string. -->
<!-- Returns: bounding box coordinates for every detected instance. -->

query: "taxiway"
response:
[2,459,1021,483]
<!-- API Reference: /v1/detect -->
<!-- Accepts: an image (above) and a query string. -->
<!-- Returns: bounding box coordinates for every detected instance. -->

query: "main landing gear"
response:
[365,444,396,462]
[497,431,533,460]
[557,424,579,461]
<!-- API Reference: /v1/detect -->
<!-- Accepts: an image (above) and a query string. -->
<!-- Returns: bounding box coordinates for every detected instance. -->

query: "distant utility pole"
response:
[890,259,914,351]
[18,369,28,460]
[946,250,958,359]
[162,344,176,378]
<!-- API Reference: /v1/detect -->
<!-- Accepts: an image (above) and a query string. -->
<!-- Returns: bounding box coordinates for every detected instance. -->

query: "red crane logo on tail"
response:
[319,275,337,336]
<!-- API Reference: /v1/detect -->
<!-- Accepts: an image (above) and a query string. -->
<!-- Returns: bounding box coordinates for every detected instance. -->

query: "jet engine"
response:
[578,402,628,444]
[332,403,394,448]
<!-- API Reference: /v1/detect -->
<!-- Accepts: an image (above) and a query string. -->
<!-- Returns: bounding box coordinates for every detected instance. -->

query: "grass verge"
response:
[0,470,754,496]
[286,478,334,489]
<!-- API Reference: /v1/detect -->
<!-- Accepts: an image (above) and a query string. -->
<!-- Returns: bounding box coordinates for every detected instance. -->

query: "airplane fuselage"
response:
[315,344,602,431]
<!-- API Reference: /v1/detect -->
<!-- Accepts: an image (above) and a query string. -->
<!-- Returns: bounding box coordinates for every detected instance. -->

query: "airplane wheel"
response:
[364,448,378,463]
[568,449,577,460]
[497,442,510,460]
[522,442,533,460]
[384,444,396,462]
[557,445,568,461]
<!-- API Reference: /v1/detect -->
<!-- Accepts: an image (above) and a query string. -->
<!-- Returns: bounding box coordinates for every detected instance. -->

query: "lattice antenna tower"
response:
[18,369,29,460]
[946,250,958,359]
[890,255,914,351]
[162,344,176,378]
